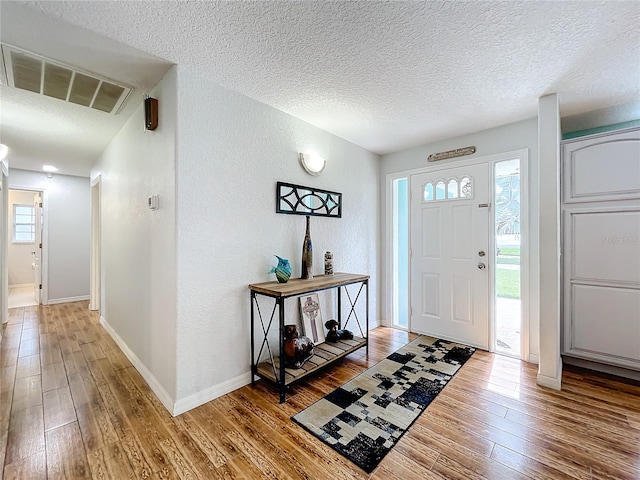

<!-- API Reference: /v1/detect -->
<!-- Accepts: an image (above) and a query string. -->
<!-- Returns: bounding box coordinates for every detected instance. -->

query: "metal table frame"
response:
[249,273,369,403]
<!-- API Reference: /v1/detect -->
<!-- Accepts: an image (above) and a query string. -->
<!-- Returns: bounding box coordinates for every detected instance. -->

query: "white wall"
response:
[9,169,90,302]
[174,66,380,407]
[91,67,177,404]
[7,189,37,286]
[379,118,540,362]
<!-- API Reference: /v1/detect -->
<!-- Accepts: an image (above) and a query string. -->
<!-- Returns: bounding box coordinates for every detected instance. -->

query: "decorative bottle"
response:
[324,251,334,275]
[301,215,313,279]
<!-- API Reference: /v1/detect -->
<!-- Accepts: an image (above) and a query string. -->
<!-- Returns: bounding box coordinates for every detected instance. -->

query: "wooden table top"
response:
[249,272,369,297]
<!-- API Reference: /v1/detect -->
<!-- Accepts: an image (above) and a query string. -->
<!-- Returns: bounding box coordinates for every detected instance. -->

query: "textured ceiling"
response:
[1,1,639,175]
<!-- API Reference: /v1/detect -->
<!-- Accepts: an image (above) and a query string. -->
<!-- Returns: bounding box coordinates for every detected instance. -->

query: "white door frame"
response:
[385,148,530,360]
[1,161,8,327]
[8,185,49,305]
[33,191,43,304]
[89,175,101,311]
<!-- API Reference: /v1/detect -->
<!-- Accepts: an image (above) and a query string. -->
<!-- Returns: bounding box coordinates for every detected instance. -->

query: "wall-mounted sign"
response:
[428,146,476,162]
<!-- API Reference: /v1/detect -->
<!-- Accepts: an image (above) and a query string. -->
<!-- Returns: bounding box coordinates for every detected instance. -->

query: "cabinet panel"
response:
[563,130,640,203]
[567,284,640,368]
[572,210,640,284]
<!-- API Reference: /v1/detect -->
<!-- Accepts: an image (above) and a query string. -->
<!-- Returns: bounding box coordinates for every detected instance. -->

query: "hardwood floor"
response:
[1,302,639,479]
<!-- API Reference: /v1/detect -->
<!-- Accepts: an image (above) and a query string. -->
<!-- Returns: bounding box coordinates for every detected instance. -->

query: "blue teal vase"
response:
[269,256,292,283]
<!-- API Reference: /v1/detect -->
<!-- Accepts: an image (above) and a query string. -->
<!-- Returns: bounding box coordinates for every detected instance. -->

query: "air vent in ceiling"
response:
[1,45,132,114]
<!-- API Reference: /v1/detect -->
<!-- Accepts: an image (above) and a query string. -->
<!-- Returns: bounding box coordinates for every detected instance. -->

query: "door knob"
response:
[478,263,486,270]
[478,251,486,257]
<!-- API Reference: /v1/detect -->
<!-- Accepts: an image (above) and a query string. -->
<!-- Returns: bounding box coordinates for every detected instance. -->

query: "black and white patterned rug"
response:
[292,335,475,473]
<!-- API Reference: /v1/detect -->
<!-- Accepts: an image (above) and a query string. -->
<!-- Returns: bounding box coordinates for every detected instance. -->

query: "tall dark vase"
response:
[301,215,313,279]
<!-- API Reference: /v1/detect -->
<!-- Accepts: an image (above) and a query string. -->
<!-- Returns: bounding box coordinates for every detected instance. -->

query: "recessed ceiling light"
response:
[0,144,8,160]
[42,165,58,172]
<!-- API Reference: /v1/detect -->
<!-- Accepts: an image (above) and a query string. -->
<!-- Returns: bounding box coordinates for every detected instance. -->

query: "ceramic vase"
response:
[301,215,313,279]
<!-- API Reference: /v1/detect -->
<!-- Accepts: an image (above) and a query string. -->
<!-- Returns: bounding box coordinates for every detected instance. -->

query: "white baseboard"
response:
[99,315,252,417]
[9,283,34,289]
[377,318,391,328]
[99,315,175,415]
[48,295,90,305]
[173,372,252,416]
[529,353,539,364]
[536,359,563,390]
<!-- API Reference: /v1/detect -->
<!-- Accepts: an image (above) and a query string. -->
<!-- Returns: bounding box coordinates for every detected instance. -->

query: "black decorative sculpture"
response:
[283,325,315,368]
[324,319,354,342]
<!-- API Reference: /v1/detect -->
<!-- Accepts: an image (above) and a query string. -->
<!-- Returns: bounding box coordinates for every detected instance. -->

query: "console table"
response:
[249,273,369,402]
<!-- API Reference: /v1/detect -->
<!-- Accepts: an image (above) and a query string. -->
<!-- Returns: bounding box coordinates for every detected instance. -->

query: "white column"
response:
[537,93,562,390]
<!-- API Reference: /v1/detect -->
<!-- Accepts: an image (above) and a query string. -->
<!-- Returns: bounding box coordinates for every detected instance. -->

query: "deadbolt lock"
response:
[478,251,486,257]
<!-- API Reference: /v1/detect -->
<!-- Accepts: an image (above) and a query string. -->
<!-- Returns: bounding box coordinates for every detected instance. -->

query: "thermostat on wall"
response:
[148,194,159,210]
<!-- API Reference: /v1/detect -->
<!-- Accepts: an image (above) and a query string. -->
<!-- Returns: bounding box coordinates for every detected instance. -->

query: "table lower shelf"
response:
[256,336,366,386]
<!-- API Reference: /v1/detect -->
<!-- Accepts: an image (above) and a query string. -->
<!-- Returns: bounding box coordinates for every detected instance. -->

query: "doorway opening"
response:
[388,149,529,358]
[494,159,522,357]
[7,188,44,308]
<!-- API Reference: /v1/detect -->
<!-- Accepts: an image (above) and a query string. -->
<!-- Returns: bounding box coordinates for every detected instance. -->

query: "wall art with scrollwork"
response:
[276,181,342,218]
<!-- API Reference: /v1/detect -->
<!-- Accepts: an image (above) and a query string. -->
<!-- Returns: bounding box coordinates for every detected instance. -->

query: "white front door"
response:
[33,193,42,304]
[410,163,490,349]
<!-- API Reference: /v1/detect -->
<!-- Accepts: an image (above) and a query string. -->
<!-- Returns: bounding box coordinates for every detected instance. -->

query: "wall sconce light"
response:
[144,95,158,131]
[299,152,326,176]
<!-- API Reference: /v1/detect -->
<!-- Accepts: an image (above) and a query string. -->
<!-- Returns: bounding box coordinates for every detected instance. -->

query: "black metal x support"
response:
[254,296,279,380]
[343,283,365,337]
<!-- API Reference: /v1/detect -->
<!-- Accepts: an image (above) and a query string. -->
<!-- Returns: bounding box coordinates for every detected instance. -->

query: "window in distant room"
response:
[13,204,35,243]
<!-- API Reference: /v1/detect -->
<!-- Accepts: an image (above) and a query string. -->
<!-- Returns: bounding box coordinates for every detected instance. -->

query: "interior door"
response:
[33,192,42,304]
[410,163,490,349]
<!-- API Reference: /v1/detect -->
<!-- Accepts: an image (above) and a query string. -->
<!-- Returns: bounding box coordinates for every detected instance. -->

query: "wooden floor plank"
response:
[43,386,76,432]
[17,338,39,358]
[2,452,46,480]
[408,422,527,480]
[39,333,63,367]
[0,428,7,477]
[15,355,41,380]
[41,362,68,392]
[87,441,136,480]
[45,422,90,479]
[5,405,45,466]
[11,375,42,413]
